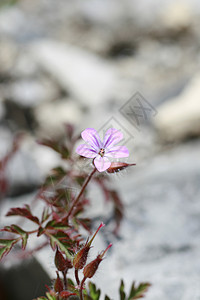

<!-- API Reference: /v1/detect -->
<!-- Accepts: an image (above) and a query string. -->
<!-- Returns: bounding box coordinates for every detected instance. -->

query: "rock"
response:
[29,40,118,105]
[94,140,200,299]
[161,2,192,32]
[34,98,83,139]
[0,257,51,300]
[0,39,18,74]
[5,147,42,197]
[153,73,200,141]
[4,78,59,108]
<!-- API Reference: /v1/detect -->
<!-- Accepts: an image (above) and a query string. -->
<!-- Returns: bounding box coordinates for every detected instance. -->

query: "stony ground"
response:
[0,0,200,299]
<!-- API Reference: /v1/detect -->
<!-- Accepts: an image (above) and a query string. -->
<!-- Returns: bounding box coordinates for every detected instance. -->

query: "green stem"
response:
[66,167,96,219]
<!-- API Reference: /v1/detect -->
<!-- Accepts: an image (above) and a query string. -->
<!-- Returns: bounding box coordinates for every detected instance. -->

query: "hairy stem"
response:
[80,277,86,300]
[62,269,68,290]
[75,268,80,285]
[66,167,96,219]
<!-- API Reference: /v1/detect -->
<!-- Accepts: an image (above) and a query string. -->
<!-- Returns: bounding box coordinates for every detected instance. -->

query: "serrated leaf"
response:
[128,282,151,300]
[119,280,126,300]
[60,290,77,298]
[6,205,40,224]
[45,220,69,231]
[88,282,101,300]
[46,293,57,300]
[48,231,72,259]
[3,225,28,249]
[0,239,18,260]
[38,139,70,159]
[41,208,50,223]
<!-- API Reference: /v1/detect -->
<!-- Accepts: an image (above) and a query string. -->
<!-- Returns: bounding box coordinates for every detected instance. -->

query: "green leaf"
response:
[0,239,18,260]
[45,220,69,231]
[88,282,101,300]
[119,280,126,300]
[48,231,72,259]
[105,296,111,300]
[128,282,151,300]
[46,293,57,300]
[41,208,50,223]
[34,293,57,300]
[10,225,28,249]
[2,225,29,250]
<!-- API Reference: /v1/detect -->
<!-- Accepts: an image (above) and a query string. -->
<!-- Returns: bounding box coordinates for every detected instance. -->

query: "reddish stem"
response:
[80,277,86,300]
[75,269,80,285]
[66,167,96,219]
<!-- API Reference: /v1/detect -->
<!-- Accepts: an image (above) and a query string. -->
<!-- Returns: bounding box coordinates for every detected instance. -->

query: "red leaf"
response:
[6,205,40,224]
[60,291,77,298]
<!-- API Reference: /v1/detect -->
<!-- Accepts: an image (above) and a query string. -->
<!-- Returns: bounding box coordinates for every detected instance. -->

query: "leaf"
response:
[3,225,28,249]
[60,291,77,298]
[38,139,70,159]
[6,205,40,224]
[0,239,18,260]
[48,231,73,259]
[45,220,69,231]
[128,282,151,300]
[119,280,126,300]
[41,208,50,223]
[110,191,124,234]
[105,296,111,300]
[88,282,101,300]
[46,293,57,300]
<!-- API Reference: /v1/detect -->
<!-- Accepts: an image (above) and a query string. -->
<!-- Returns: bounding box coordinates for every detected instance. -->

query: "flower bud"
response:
[54,271,63,293]
[107,162,136,173]
[73,223,104,270]
[83,243,112,279]
[55,248,73,271]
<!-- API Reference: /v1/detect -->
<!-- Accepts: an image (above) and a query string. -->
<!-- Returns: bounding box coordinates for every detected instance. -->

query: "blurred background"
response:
[0,0,200,299]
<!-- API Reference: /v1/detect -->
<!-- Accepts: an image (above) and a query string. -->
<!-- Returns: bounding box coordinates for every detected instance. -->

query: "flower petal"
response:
[103,128,123,149]
[81,128,102,151]
[76,144,97,158]
[94,155,111,172]
[105,146,129,158]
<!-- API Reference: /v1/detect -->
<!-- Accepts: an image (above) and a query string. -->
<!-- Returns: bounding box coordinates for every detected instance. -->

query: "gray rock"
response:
[153,74,200,141]
[30,40,118,105]
[34,98,83,139]
[4,78,59,108]
[95,140,200,299]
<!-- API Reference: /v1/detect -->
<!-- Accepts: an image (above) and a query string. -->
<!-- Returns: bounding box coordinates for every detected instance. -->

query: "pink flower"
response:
[76,128,129,172]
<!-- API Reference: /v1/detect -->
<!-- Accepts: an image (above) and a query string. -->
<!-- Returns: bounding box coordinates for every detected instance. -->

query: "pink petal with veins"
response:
[76,144,97,158]
[105,146,129,158]
[103,128,123,149]
[94,155,111,172]
[81,128,102,151]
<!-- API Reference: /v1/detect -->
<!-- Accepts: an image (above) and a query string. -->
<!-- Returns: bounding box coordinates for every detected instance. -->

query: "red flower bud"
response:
[54,271,64,293]
[107,162,136,173]
[83,243,112,279]
[55,248,73,271]
[73,223,104,270]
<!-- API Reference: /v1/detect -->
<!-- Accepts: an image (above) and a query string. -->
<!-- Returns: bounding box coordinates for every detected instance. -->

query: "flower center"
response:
[98,148,105,157]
